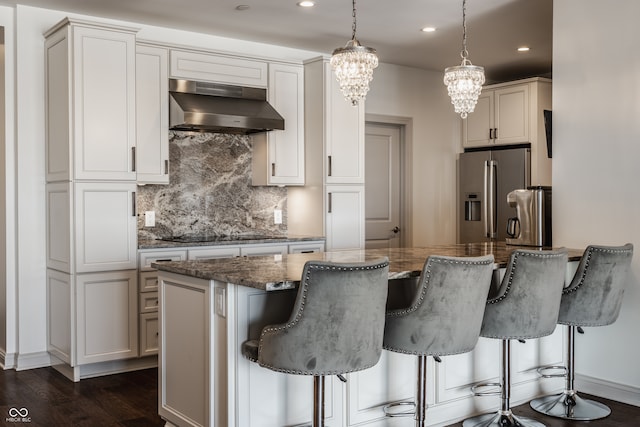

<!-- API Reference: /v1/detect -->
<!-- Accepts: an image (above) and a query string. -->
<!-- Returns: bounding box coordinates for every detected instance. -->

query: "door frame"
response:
[365,114,413,248]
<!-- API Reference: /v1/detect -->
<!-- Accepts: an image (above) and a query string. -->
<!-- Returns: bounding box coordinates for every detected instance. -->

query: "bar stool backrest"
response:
[256,258,390,375]
[383,254,495,356]
[559,244,633,327]
[480,249,568,340]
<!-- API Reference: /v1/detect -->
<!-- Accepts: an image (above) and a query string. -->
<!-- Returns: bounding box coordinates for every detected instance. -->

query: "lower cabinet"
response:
[326,185,365,250]
[47,269,138,369]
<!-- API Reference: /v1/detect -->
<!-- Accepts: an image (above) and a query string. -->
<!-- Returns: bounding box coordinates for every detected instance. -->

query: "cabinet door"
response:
[494,84,529,145]
[267,63,305,185]
[72,25,137,180]
[136,45,169,184]
[140,313,159,356]
[47,269,74,365]
[46,182,72,273]
[325,63,365,184]
[326,185,365,250]
[75,182,137,272]
[76,270,138,364]
[170,49,268,87]
[464,91,494,148]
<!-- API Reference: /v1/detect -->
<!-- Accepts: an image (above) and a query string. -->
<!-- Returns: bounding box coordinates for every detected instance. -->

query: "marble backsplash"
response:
[136,131,287,240]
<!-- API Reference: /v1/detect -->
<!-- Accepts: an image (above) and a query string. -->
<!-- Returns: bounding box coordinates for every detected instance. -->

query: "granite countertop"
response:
[138,234,325,250]
[153,242,584,291]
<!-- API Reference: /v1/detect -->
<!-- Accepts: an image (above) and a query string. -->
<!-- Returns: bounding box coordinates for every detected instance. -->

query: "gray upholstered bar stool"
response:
[241,258,390,427]
[530,243,633,420]
[382,254,496,427]
[463,248,568,427]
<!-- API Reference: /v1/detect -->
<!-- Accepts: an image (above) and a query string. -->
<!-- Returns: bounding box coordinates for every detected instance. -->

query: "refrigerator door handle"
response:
[483,161,489,238]
[486,160,498,239]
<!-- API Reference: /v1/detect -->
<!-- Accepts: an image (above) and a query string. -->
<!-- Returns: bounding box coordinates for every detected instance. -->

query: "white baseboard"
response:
[576,373,640,407]
[50,354,158,382]
[0,349,17,369]
[15,351,51,370]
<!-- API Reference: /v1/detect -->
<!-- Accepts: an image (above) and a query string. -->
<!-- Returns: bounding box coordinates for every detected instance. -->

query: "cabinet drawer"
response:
[288,242,325,254]
[139,250,187,271]
[170,50,268,87]
[140,291,159,313]
[188,246,240,260]
[240,244,288,257]
[139,313,159,356]
[139,270,159,292]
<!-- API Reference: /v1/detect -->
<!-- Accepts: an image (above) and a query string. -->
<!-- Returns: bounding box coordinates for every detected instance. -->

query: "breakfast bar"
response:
[154,243,583,427]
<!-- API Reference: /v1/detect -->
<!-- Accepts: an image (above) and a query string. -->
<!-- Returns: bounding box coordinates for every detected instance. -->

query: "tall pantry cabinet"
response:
[45,18,140,381]
[287,57,365,250]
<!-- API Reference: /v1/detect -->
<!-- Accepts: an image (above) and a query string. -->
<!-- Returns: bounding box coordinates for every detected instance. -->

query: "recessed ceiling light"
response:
[235,5,250,11]
[421,26,437,33]
[517,46,531,52]
[297,1,315,7]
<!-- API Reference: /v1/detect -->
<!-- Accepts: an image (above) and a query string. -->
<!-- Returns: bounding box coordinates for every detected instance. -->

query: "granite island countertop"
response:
[152,242,584,291]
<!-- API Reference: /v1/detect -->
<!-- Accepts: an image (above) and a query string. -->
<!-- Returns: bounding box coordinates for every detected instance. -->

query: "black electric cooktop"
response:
[157,234,288,244]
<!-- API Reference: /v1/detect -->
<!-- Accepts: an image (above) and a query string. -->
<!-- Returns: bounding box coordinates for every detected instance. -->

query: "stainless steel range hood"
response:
[169,79,285,134]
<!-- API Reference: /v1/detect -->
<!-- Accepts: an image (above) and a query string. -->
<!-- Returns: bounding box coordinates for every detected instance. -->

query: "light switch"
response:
[215,287,226,318]
[274,209,283,224]
[145,211,155,227]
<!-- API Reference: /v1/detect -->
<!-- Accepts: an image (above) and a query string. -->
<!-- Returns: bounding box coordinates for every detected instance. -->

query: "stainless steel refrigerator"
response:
[458,146,531,243]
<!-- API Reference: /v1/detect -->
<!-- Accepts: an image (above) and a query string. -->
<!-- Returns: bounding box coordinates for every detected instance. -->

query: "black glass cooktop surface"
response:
[157,234,288,243]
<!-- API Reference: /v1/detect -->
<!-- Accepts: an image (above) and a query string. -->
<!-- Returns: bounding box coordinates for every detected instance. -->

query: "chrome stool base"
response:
[462,411,546,427]
[530,391,611,420]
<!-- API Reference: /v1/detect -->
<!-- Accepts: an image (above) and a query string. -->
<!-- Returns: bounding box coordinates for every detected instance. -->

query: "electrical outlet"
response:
[274,209,283,224]
[145,211,155,227]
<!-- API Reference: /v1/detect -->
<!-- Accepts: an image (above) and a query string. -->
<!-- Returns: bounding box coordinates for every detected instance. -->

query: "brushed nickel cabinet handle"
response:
[132,147,136,172]
[328,155,332,177]
[164,160,169,175]
[132,192,136,217]
[271,163,276,177]
[328,193,332,213]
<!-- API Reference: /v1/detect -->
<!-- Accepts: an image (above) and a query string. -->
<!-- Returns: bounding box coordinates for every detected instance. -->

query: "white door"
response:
[365,123,402,249]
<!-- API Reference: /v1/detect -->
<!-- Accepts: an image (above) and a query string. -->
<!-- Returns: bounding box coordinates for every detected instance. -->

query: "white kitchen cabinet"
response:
[304,57,365,184]
[326,185,365,251]
[288,241,325,254]
[463,78,552,186]
[46,182,137,273]
[241,244,289,257]
[45,18,138,182]
[252,62,305,186]
[76,270,138,365]
[170,49,268,87]
[188,246,241,260]
[136,44,169,184]
[47,269,139,368]
[140,313,159,356]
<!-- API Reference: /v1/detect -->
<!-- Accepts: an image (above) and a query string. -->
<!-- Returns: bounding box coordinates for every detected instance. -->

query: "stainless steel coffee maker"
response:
[505,186,552,247]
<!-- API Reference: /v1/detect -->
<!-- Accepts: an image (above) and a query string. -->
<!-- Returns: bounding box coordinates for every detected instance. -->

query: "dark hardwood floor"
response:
[0,366,163,426]
[0,365,638,426]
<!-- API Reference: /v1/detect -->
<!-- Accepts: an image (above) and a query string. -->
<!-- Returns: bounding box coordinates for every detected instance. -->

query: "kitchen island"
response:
[154,243,582,427]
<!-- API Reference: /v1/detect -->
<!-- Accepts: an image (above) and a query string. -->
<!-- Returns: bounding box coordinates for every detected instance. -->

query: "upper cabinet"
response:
[45,19,138,182]
[305,57,365,185]
[463,78,552,186]
[136,44,170,185]
[252,62,305,186]
[170,49,268,87]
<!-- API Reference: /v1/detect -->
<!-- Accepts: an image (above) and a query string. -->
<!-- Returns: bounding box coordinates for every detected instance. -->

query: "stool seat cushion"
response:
[558,244,633,327]
[248,258,390,376]
[242,339,259,362]
[480,249,568,340]
[383,255,495,356]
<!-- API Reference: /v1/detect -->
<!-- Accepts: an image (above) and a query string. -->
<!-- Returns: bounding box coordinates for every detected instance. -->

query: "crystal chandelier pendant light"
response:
[444,0,485,119]
[330,0,378,106]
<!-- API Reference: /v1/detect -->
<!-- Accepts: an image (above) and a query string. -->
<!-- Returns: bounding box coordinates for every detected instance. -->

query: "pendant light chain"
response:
[351,0,357,40]
[461,0,469,63]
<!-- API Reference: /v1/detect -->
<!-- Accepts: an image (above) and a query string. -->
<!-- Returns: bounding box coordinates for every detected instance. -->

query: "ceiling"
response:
[9,0,552,84]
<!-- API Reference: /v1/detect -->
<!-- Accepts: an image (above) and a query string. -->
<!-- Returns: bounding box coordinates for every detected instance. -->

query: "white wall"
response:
[365,63,461,246]
[553,0,640,397]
